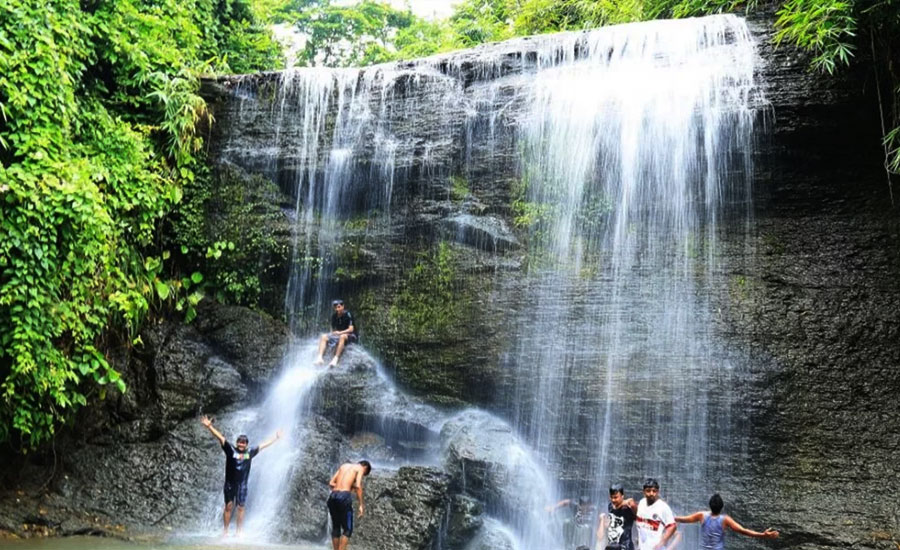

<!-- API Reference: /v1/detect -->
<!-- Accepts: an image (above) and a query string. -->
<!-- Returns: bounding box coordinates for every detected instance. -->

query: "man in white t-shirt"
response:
[636,478,677,550]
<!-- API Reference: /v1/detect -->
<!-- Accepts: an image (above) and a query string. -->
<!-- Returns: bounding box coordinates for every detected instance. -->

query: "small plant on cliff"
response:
[388,242,464,340]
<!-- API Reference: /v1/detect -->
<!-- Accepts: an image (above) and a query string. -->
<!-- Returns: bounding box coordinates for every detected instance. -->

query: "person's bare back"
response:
[327,460,372,550]
[330,463,365,492]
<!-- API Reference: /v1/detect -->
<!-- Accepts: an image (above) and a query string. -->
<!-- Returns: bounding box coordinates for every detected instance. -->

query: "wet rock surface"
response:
[352,467,451,550]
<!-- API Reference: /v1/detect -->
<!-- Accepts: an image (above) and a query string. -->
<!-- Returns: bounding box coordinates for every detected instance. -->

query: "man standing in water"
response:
[598,483,637,550]
[200,415,282,537]
[314,299,358,367]
[327,460,372,550]
[636,478,677,550]
[675,494,778,549]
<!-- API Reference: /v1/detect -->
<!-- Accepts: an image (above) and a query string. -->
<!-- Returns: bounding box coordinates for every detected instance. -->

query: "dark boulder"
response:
[351,466,451,550]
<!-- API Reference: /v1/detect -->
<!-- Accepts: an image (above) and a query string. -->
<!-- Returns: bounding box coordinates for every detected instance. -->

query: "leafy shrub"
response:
[0,0,281,449]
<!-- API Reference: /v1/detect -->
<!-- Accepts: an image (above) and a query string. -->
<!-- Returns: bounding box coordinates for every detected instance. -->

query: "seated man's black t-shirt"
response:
[331,311,357,334]
[222,441,260,485]
[605,501,636,550]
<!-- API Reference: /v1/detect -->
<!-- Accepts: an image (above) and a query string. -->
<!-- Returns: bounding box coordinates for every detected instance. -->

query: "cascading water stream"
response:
[209,13,762,549]
[504,15,760,550]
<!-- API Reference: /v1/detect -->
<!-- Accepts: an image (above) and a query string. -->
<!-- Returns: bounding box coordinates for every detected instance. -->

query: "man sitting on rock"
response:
[201,415,282,537]
[327,460,372,550]
[314,299,358,367]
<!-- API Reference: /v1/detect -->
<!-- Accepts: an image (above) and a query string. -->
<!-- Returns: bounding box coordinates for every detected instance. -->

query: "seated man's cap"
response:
[332,299,344,306]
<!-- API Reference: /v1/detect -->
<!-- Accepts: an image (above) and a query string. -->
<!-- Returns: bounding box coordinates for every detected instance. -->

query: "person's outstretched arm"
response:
[258,429,283,451]
[201,415,226,446]
[545,499,571,512]
[724,516,779,539]
[675,511,705,524]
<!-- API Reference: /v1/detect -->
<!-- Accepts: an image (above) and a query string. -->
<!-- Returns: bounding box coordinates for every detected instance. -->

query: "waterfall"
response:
[212,13,762,549]
[504,15,760,550]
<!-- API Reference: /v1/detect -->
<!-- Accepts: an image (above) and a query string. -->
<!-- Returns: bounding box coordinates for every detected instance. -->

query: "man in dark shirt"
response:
[314,299,358,367]
[599,483,637,550]
[201,415,282,537]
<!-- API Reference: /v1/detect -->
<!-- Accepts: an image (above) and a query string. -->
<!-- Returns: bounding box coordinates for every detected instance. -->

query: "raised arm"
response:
[201,415,226,446]
[354,468,365,517]
[624,497,637,512]
[258,429,283,451]
[675,511,705,524]
[724,516,779,539]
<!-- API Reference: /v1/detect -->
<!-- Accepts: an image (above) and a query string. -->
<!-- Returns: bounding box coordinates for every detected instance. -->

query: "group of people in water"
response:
[551,478,778,550]
[200,299,779,550]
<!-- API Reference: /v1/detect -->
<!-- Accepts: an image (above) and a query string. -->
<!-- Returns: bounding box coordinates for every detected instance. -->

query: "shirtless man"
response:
[327,460,372,550]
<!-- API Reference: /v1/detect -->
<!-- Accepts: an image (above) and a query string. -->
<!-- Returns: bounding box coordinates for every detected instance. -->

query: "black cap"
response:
[332,299,344,306]
[642,477,659,489]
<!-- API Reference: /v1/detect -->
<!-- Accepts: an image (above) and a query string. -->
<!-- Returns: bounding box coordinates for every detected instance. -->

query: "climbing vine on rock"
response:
[0,0,281,449]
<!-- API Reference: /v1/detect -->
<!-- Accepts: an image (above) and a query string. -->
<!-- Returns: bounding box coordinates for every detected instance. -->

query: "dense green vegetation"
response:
[0,0,281,449]
[2,0,897,451]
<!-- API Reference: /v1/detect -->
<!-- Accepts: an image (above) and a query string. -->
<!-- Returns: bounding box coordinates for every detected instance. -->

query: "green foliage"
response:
[0,0,281,449]
[388,242,464,340]
[450,175,470,201]
[167,165,288,307]
[775,0,856,74]
[289,0,414,66]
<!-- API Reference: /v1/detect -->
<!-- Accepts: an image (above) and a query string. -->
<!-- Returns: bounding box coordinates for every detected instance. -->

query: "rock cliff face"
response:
[1,12,897,550]
[197,12,899,550]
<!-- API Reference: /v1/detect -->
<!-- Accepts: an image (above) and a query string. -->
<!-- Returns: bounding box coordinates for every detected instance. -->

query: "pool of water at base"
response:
[0,535,325,550]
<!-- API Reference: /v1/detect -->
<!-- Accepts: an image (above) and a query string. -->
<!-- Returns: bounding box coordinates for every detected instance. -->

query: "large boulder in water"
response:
[464,518,519,550]
[278,414,350,541]
[440,410,553,518]
[351,466,451,550]
[312,348,447,460]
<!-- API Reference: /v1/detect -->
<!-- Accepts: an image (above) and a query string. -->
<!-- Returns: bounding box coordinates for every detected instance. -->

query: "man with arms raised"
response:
[327,460,372,550]
[200,415,282,537]
[675,493,778,549]
[636,478,677,550]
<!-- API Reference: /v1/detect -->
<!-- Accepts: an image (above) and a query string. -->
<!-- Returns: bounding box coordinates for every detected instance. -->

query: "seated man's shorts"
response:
[224,481,249,506]
[327,333,358,347]
[327,491,354,538]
